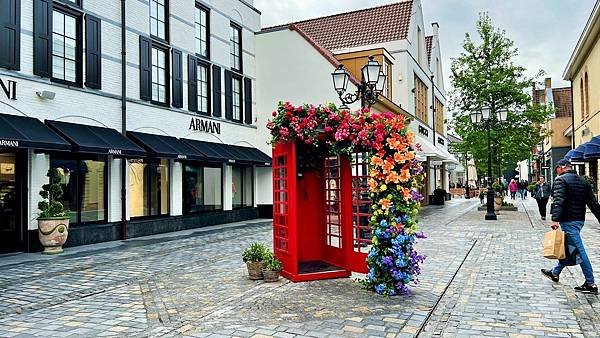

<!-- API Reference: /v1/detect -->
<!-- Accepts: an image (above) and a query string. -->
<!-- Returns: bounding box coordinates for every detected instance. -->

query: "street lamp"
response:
[464,151,471,199]
[331,56,385,108]
[470,106,508,220]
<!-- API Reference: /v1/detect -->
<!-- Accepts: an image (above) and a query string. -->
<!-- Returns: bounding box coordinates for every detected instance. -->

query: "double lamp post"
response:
[331,56,387,108]
[469,107,508,220]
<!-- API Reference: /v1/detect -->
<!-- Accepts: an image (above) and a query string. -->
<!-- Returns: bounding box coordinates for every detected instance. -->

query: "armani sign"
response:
[189,117,221,134]
[0,78,16,100]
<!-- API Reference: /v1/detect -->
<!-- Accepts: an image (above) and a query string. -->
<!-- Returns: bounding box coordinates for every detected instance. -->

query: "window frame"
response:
[50,3,83,87]
[196,59,211,115]
[55,0,82,8]
[149,0,169,43]
[414,74,428,123]
[230,22,242,72]
[150,42,170,107]
[182,162,224,214]
[195,3,210,60]
[128,158,171,220]
[49,153,108,226]
[231,165,254,209]
[231,73,243,122]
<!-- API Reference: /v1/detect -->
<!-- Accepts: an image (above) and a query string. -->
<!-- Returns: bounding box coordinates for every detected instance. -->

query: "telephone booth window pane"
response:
[324,156,342,248]
[352,152,372,252]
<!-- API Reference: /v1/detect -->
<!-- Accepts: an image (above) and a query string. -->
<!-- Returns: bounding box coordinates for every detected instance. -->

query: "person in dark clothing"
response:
[541,159,600,294]
[533,175,551,220]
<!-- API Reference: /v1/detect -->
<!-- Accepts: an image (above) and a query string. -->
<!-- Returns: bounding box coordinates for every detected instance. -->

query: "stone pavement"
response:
[0,197,598,338]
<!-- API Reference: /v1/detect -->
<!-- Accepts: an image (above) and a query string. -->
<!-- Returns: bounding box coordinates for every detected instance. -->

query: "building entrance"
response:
[0,152,24,253]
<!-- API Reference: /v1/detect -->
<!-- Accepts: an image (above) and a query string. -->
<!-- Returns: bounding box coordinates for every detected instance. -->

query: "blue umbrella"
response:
[583,136,600,160]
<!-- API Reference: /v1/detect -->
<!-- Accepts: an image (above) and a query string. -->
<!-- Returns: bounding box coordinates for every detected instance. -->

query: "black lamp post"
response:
[464,152,471,199]
[470,107,508,220]
[332,56,387,108]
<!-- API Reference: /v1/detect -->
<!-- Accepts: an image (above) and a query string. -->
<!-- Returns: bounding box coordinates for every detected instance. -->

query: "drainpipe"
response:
[120,0,127,240]
[570,79,575,150]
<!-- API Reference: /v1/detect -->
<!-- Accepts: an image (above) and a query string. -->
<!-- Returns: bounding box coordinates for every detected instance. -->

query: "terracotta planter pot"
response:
[494,196,503,213]
[246,261,266,280]
[38,218,69,255]
[263,269,281,282]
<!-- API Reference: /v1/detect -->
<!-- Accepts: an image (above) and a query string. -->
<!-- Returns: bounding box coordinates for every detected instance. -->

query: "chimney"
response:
[544,77,552,89]
[432,22,439,36]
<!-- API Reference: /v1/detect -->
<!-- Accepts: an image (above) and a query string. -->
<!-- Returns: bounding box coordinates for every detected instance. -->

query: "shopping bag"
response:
[543,229,566,260]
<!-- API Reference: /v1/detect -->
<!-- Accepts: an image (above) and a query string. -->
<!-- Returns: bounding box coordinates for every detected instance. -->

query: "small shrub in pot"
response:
[242,243,269,280]
[263,256,283,282]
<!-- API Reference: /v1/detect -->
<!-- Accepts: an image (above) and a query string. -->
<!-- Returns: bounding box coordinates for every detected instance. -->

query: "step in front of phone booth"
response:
[272,142,368,282]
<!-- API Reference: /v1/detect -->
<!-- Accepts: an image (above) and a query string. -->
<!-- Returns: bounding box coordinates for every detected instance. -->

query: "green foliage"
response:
[242,242,270,263]
[492,182,504,196]
[449,14,554,177]
[37,168,69,219]
[527,184,536,192]
[264,256,283,271]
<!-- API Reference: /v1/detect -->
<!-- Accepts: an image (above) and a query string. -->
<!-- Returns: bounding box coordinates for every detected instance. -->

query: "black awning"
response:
[127,131,205,160]
[0,113,71,151]
[232,145,272,166]
[182,139,272,165]
[46,120,145,157]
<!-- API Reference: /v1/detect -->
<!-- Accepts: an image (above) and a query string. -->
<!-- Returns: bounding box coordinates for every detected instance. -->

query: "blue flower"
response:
[375,284,386,294]
[379,219,389,228]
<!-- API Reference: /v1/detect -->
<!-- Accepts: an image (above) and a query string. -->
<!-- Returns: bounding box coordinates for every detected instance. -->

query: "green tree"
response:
[449,14,553,178]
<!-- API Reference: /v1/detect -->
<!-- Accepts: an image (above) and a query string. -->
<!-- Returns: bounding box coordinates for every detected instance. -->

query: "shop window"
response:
[51,7,81,85]
[150,0,167,41]
[183,165,222,213]
[195,4,209,59]
[129,159,169,218]
[232,166,253,209]
[50,156,107,225]
[230,23,242,71]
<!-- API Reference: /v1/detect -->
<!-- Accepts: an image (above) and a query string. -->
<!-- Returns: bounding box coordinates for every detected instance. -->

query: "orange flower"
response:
[394,151,408,163]
[382,159,394,174]
[386,171,400,184]
[371,155,383,167]
[386,137,401,150]
[406,131,415,144]
[399,169,411,182]
[368,178,378,191]
[402,187,411,199]
[380,198,392,210]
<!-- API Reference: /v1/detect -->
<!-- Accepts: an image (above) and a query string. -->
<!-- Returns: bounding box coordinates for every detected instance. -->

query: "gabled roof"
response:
[264,1,414,51]
[425,35,433,63]
[534,87,573,118]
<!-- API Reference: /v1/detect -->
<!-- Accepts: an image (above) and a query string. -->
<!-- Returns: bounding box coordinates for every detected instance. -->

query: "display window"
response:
[129,158,170,218]
[232,166,253,209]
[182,164,222,213]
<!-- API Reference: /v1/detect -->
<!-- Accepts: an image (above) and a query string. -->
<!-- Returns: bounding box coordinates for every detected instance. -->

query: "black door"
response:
[0,151,24,253]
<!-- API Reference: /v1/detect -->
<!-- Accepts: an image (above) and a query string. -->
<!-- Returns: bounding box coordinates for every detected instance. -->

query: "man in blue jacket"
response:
[541,159,600,294]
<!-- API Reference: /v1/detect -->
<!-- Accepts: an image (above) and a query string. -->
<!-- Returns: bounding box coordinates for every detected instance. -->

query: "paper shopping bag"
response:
[543,229,566,260]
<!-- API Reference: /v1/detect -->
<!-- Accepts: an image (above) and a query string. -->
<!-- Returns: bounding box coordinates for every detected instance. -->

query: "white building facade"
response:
[0,0,271,253]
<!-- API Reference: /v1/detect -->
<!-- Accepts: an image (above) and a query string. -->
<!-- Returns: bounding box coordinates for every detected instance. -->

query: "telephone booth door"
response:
[323,156,346,269]
[340,152,370,273]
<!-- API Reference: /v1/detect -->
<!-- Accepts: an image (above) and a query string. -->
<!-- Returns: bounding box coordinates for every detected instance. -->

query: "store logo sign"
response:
[108,149,122,155]
[177,154,187,159]
[0,139,19,147]
[189,117,221,134]
[0,78,16,100]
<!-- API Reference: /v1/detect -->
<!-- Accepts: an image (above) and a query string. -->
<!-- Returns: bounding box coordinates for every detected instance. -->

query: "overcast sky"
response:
[255,0,595,90]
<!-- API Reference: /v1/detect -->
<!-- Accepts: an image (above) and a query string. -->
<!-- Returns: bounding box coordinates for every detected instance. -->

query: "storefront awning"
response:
[0,113,71,151]
[583,136,600,160]
[46,120,145,157]
[127,131,204,161]
[182,139,272,165]
[569,143,588,162]
[414,135,447,161]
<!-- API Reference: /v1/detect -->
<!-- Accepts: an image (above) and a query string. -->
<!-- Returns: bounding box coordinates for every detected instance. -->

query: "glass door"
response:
[0,152,22,253]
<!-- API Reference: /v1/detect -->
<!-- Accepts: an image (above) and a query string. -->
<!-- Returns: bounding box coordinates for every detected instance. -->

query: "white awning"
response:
[415,135,447,161]
[439,147,460,165]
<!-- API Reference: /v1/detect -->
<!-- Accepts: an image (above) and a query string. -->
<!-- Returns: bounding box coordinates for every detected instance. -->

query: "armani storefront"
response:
[0,113,271,253]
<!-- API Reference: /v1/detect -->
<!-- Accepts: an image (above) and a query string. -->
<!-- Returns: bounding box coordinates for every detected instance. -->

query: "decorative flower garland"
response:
[268,102,426,296]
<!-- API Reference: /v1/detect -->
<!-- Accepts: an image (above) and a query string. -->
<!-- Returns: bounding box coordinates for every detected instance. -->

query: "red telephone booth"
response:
[272,142,370,282]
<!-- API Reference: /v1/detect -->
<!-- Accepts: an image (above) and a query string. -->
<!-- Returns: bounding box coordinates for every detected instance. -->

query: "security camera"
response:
[36,90,56,100]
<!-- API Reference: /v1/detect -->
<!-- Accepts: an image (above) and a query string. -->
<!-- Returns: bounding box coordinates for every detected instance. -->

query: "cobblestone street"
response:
[0,197,599,338]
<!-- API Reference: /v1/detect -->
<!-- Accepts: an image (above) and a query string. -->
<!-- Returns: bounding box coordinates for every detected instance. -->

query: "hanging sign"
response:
[0,77,16,100]
[189,117,221,134]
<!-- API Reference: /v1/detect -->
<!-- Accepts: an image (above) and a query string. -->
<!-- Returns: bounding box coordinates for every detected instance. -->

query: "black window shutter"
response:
[171,49,183,108]
[243,78,252,124]
[212,65,221,117]
[187,54,197,112]
[139,36,152,101]
[33,0,52,77]
[84,14,101,89]
[224,69,233,120]
[0,0,20,70]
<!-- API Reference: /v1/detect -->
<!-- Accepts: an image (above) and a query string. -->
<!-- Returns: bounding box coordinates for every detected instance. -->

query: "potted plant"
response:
[262,255,283,282]
[242,242,269,280]
[492,182,504,213]
[37,168,70,254]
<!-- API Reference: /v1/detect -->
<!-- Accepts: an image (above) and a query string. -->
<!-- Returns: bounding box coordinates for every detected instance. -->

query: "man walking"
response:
[541,159,600,294]
[533,175,551,220]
